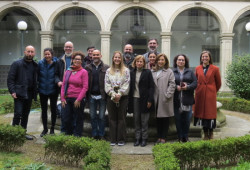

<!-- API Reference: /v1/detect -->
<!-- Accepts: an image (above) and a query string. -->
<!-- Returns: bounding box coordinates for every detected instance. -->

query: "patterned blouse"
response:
[104,67,130,100]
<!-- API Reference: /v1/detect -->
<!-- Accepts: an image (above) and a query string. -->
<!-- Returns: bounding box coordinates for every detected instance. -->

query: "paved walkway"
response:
[4,109,250,154]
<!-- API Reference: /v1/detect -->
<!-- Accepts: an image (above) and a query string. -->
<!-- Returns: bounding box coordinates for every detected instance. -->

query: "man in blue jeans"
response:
[7,45,38,140]
[85,49,109,140]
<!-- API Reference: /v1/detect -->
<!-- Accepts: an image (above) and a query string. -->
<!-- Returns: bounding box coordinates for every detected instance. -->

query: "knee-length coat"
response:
[152,68,176,118]
[194,64,221,119]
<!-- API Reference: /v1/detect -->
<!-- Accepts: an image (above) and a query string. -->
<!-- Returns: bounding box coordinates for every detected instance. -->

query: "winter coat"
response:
[85,61,109,100]
[152,68,176,118]
[7,58,38,100]
[173,67,197,109]
[194,64,221,119]
[38,57,58,95]
[128,68,154,114]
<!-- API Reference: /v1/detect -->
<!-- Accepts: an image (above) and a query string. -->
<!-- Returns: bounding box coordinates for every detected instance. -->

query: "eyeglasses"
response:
[177,59,185,61]
[73,58,81,61]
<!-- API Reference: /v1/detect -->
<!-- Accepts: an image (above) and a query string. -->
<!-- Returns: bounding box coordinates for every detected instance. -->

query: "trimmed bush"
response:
[217,97,250,113]
[153,135,250,169]
[0,124,26,151]
[44,135,111,169]
[226,54,250,99]
[0,89,9,95]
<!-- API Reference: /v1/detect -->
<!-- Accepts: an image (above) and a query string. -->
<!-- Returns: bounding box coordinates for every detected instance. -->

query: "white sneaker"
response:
[110,142,116,146]
[118,142,125,146]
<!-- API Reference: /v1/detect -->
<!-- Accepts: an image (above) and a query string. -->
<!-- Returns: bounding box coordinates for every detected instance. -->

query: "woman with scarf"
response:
[146,51,157,70]
[61,51,88,137]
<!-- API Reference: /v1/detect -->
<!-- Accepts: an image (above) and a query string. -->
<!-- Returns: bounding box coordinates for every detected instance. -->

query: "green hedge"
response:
[0,124,26,151]
[0,89,9,95]
[217,97,250,114]
[0,98,40,114]
[44,135,111,169]
[153,135,250,170]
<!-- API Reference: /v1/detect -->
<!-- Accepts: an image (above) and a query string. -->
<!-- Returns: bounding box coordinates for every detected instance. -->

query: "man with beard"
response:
[7,45,38,140]
[55,41,74,133]
[85,49,109,140]
[123,44,135,70]
[83,46,95,67]
[143,39,160,63]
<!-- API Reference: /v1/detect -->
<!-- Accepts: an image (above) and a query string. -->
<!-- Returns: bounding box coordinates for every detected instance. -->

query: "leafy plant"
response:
[226,54,250,99]
[24,163,51,170]
[217,97,250,114]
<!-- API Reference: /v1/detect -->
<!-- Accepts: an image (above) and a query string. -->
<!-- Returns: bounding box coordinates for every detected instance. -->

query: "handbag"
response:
[179,91,191,113]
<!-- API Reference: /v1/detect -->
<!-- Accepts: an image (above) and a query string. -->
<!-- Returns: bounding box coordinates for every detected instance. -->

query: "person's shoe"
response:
[134,139,140,147]
[25,134,33,140]
[141,139,147,147]
[50,128,55,135]
[40,129,48,137]
[118,141,125,146]
[154,138,161,145]
[203,132,209,140]
[160,139,166,143]
[110,142,116,146]
[209,131,214,140]
[93,136,99,140]
[182,137,189,143]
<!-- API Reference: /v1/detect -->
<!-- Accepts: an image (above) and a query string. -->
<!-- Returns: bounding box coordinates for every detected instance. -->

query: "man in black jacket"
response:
[7,45,38,140]
[85,49,109,140]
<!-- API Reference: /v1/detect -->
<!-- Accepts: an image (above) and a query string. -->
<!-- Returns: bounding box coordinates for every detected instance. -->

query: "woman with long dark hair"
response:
[173,54,197,142]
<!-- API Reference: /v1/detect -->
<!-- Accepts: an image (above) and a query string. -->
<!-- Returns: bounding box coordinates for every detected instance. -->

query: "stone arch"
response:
[229,6,250,33]
[167,3,227,33]
[0,3,44,30]
[106,3,166,32]
[47,3,104,31]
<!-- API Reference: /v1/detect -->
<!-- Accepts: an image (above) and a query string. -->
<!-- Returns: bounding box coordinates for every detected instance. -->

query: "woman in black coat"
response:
[128,55,154,147]
[172,54,197,142]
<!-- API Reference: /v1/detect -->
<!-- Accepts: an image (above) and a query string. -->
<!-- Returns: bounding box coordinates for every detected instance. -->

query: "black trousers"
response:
[39,93,58,130]
[156,117,170,139]
[107,96,128,143]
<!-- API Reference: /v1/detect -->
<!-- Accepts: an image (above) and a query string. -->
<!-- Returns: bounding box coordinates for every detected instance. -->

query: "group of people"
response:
[7,38,221,146]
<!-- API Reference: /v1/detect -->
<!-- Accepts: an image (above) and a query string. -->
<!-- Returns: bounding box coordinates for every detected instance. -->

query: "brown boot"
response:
[209,131,214,140]
[203,131,209,140]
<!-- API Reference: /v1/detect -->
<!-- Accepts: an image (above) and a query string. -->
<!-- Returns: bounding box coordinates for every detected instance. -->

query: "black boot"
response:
[50,127,54,135]
[141,139,147,147]
[40,129,48,137]
[134,139,140,147]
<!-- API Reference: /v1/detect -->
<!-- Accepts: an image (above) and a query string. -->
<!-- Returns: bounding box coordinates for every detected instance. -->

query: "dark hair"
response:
[43,48,54,56]
[200,50,213,65]
[148,38,158,44]
[87,46,95,51]
[155,53,169,70]
[148,51,158,59]
[173,54,189,68]
[72,51,85,61]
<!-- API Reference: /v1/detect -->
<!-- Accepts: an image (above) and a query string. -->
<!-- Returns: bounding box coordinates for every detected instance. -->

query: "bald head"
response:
[92,49,102,65]
[124,44,133,54]
[24,45,35,62]
[64,41,74,55]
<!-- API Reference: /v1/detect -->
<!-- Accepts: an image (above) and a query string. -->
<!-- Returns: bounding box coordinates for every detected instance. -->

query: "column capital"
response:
[100,31,111,36]
[39,31,54,36]
[220,33,234,40]
[160,32,172,38]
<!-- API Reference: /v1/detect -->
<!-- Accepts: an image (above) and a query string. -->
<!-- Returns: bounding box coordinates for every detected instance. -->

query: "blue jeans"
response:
[64,98,85,137]
[89,96,107,137]
[174,106,192,139]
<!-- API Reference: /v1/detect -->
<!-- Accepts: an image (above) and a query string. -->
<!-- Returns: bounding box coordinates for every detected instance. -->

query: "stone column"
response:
[100,31,111,65]
[161,32,172,61]
[40,31,54,58]
[220,33,234,91]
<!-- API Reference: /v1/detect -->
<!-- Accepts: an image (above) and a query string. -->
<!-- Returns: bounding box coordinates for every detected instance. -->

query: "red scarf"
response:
[69,65,83,71]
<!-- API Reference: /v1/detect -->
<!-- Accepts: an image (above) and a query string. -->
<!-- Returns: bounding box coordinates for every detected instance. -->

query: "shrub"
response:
[0,89,9,95]
[0,124,26,151]
[24,163,51,170]
[44,135,111,169]
[153,135,250,169]
[226,54,250,99]
[217,97,250,113]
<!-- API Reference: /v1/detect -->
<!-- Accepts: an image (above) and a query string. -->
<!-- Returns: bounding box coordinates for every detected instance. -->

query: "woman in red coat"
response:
[194,51,221,140]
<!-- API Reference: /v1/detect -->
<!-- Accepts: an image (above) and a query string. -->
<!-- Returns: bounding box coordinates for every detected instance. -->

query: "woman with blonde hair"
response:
[128,55,154,147]
[152,53,176,144]
[105,51,130,146]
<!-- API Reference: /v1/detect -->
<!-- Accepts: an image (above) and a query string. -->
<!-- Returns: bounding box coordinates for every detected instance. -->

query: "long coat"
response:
[152,68,176,118]
[128,68,154,114]
[194,64,221,119]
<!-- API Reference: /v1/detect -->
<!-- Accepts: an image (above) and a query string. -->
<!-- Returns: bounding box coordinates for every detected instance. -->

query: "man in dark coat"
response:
[7,45,38,140]
[123,44,135,70]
